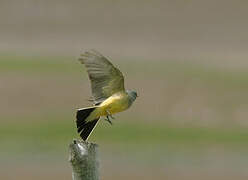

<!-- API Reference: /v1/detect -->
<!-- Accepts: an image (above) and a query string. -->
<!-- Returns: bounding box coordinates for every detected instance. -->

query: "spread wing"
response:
[79,50,125,105]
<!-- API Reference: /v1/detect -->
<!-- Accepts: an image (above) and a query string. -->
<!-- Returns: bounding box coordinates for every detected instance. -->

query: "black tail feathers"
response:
[76,107,99,141]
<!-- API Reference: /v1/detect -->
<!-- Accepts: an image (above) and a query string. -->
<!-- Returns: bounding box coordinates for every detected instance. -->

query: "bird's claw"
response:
[105,116,113,125]
[106,109,115,120]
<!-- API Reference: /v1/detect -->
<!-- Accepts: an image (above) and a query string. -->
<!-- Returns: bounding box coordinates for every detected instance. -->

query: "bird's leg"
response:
[105,115,113,125]
[106,109,115,120]
[104,109,114,125]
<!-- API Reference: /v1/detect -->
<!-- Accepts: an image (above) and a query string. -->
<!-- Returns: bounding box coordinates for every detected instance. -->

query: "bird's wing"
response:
[79,50,125,105]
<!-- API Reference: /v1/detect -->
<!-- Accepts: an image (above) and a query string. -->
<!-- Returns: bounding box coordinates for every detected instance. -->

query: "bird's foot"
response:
[105,116,113,125]
[106,109,115,120]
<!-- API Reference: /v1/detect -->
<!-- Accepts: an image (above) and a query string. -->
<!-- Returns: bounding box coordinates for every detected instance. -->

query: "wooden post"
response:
[69,140,99,180]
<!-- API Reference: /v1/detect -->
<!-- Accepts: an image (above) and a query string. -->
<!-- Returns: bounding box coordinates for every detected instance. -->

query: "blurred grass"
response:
[1,115,248,156]
[1,54,248,90]
[0,54,80,75]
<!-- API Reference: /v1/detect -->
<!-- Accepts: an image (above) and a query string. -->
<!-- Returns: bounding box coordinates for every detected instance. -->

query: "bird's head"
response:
[127,90,138,102]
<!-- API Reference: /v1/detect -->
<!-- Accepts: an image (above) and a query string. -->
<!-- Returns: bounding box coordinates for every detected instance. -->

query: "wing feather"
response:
[79,50,125,104]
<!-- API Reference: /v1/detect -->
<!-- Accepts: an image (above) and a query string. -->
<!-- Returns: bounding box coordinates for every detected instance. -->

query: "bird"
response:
[76,50,138,141]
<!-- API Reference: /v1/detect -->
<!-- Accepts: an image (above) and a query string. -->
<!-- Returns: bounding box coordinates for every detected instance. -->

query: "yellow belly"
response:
[98,92,130,116]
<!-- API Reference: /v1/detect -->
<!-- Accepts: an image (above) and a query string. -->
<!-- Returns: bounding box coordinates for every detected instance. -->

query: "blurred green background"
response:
[1,0,248,179]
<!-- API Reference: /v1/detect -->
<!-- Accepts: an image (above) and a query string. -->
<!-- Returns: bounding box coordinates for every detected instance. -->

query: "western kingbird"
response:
[76,50,138,141]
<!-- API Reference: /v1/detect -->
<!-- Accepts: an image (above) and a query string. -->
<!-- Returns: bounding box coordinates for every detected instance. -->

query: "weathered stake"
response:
[69,140,99,180]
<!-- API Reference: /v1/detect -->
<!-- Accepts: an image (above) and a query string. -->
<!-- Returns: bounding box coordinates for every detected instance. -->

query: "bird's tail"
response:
[76,107,100,141]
